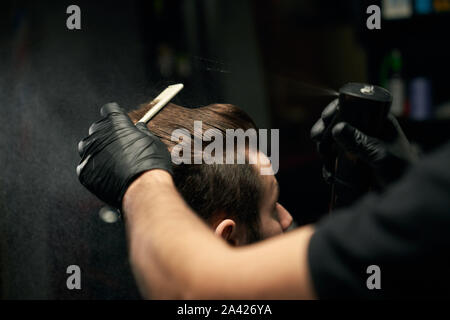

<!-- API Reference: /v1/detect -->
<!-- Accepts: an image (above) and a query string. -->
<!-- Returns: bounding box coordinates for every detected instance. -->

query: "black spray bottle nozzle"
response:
[338,83,392,137]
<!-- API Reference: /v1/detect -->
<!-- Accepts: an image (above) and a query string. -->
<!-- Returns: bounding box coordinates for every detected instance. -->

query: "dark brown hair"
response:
[128,102,264,243]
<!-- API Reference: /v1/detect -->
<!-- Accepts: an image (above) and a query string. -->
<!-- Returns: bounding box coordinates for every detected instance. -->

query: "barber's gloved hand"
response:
[311,98,418,189]
[311,99,340,185]
[77,102,173,209]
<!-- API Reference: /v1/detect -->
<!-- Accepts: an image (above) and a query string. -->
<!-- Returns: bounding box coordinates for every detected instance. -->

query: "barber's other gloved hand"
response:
[311,98,418,189]
[77,102,173,209]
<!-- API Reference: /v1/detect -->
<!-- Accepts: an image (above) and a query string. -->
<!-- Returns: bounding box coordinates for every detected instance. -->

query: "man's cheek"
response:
[261,222,283,239]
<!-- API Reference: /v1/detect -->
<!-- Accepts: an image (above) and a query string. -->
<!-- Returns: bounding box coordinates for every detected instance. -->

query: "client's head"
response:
[128,102,292,245]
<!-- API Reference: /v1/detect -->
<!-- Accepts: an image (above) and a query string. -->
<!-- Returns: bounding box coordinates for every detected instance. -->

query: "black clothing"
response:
[308,141,450,299]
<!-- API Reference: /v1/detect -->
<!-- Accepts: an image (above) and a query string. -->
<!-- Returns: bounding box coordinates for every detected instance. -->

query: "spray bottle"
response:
[326,83,392,210]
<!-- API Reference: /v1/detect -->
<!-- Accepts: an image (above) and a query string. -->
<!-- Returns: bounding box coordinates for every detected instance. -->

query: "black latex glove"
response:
[311,98,418,189]
[77,102,173,209]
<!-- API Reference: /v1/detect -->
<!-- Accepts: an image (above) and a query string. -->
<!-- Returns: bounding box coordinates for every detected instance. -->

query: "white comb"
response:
[137,83,184,124]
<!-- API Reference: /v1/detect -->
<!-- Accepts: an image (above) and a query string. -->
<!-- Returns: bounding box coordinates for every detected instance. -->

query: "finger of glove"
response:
[311,99,339,146]
[321,98,339,126]
[80,116,121,157]
[136,122,161,140]
[88,116,111,135]
[81,118,113,157]
[310,119,325,142]
[76,153,121,208]
[136,122,171,158]
[311,99,339,141]
[332,122,383,166]
[100,102,123,117]
[100,102,135,130]
[88,109,134,138]
[312,121,336,174]
[76,154,92,179]
[78,131,104,158]
[101,103,134,129]
[124,124,174,178]
[77,136,89,157]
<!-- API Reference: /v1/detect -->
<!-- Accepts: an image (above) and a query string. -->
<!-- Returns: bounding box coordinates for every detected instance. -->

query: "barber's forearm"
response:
[123,170,229,299]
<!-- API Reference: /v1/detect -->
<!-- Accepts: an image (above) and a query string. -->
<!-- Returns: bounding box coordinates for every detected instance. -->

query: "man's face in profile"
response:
[213,151,293,245]
[258,173,293,240]
[254,151,293,240]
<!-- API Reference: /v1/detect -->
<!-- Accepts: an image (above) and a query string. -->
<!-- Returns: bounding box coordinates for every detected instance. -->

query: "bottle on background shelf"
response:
[415,0,433,14]
[434,0,450,13]
[409,77,433,120]
[381,49,406,117]
[382,0,413,19]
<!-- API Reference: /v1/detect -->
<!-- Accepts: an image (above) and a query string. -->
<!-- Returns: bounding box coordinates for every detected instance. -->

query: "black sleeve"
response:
[308,141,450,299]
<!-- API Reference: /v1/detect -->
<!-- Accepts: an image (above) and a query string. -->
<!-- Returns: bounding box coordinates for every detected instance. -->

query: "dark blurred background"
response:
[0,0,449,299]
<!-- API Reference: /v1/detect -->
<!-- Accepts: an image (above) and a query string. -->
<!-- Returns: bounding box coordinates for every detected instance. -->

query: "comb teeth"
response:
[138,83,184,124]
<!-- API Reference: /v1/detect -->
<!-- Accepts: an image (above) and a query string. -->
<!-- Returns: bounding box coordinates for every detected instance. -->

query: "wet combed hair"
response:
[128,103,264,243]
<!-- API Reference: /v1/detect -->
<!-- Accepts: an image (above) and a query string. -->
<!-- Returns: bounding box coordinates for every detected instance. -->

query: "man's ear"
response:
[214,219,239,246]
